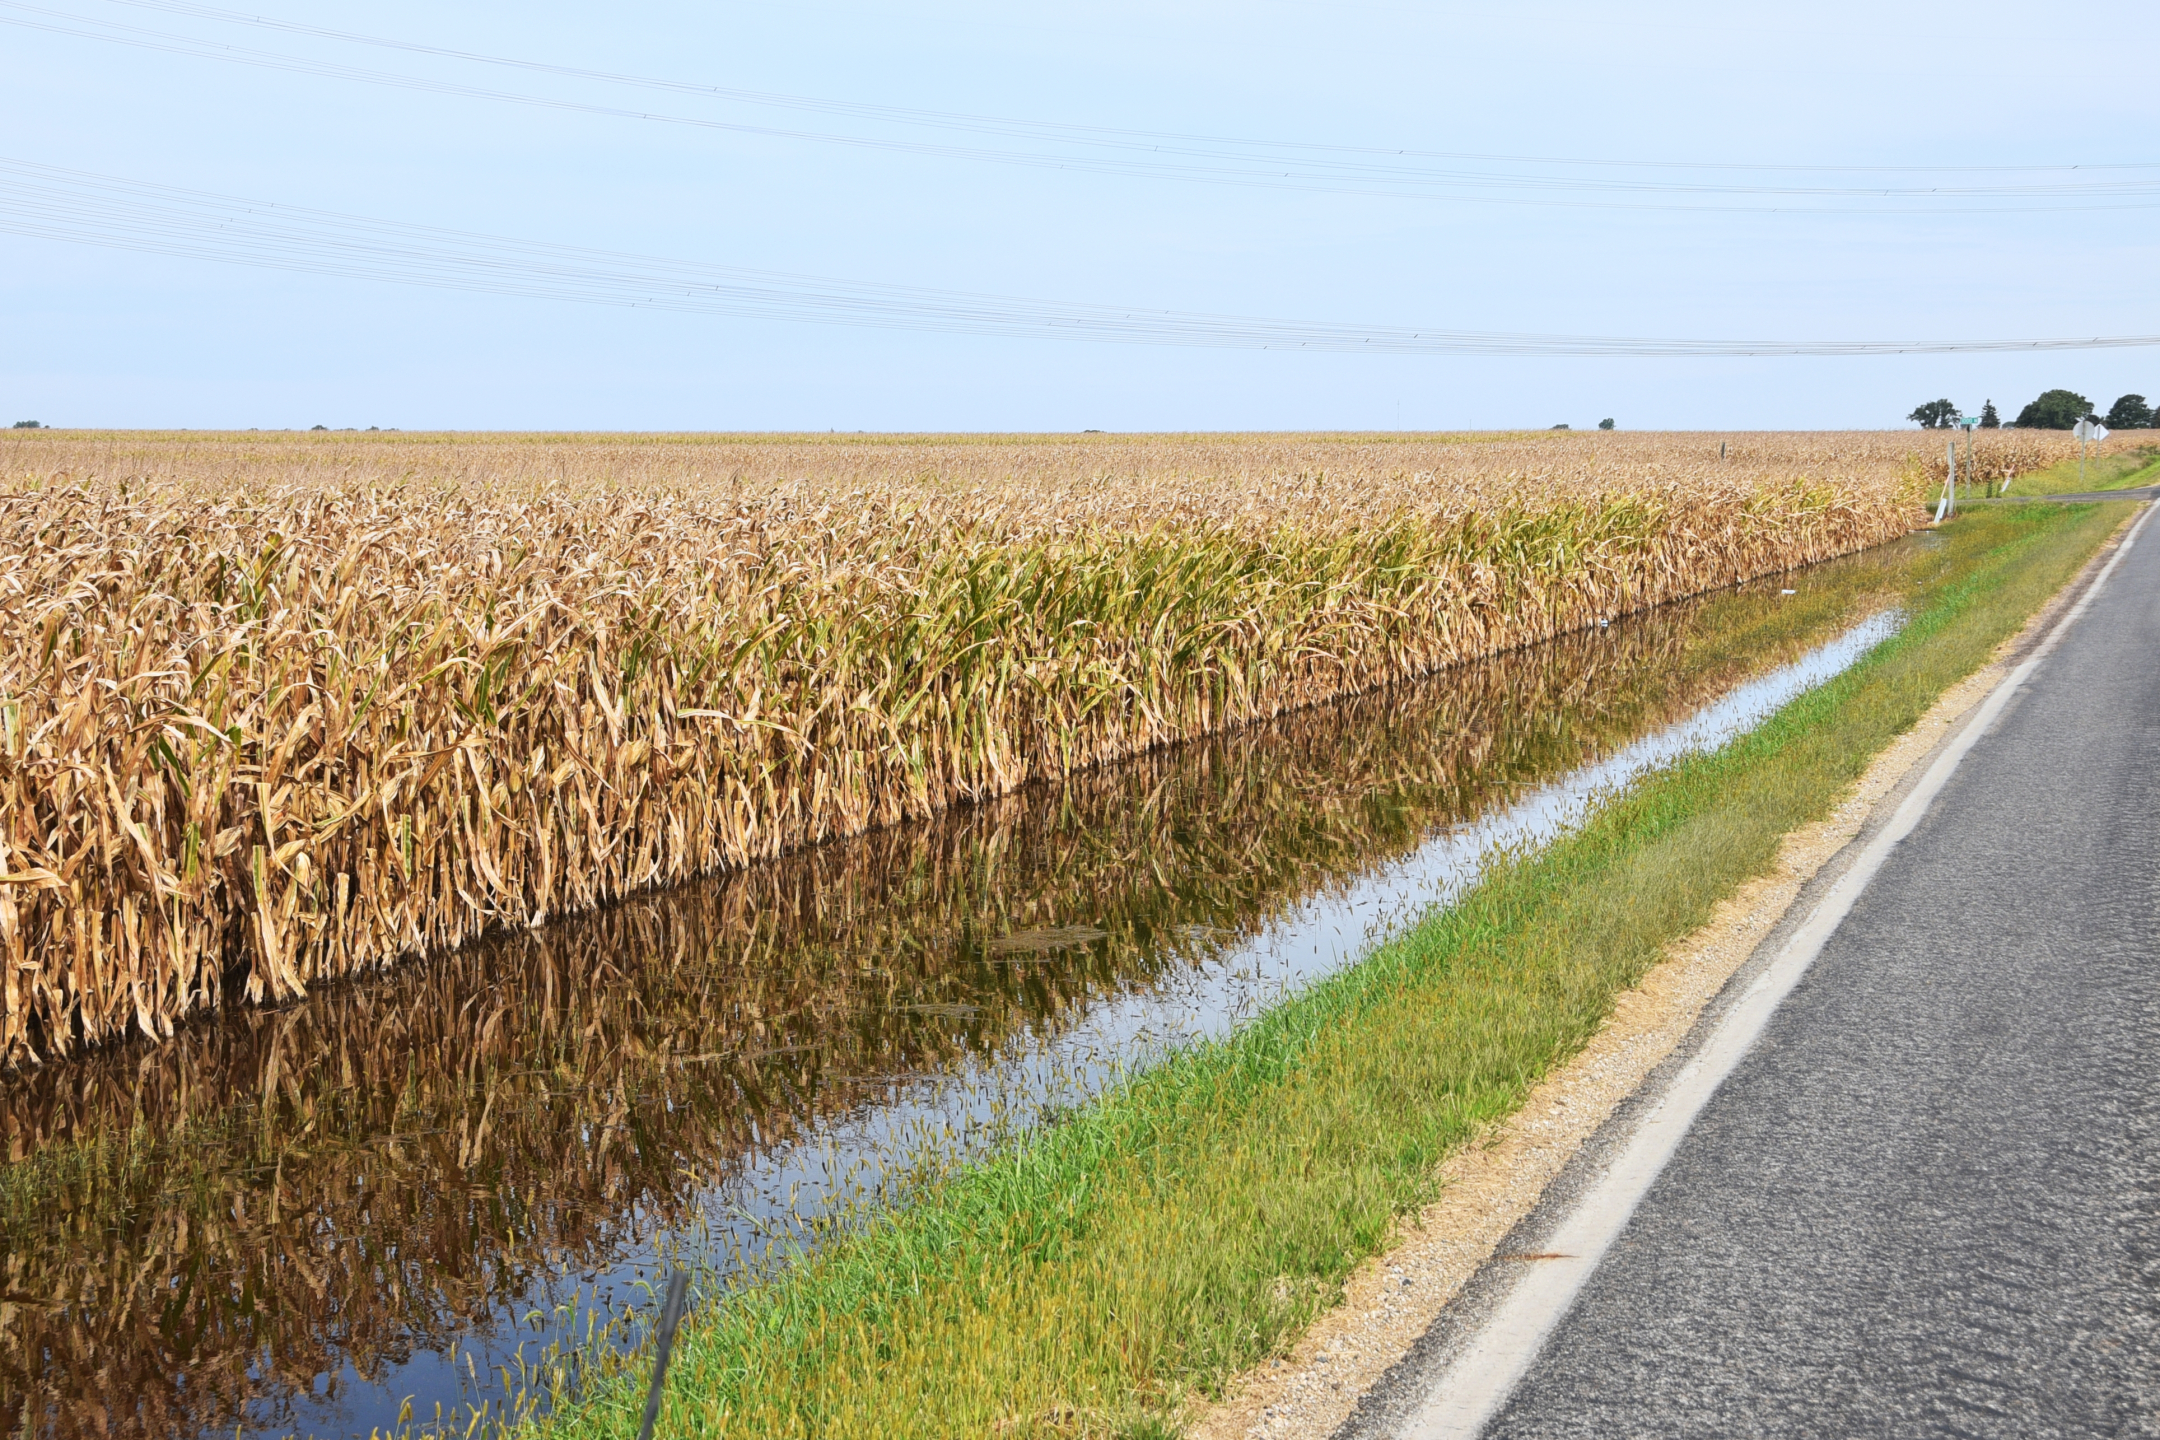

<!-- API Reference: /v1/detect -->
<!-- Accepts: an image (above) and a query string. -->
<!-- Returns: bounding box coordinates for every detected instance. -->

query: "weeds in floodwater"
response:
[518,500,2130,1440]
[0,430,1956,1067]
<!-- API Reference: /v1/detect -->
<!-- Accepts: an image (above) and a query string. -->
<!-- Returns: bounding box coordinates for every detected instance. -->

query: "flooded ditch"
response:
[0,537,1936,1438]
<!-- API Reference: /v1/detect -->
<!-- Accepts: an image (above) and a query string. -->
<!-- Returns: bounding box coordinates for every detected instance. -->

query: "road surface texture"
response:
[1347,506,2160,1439]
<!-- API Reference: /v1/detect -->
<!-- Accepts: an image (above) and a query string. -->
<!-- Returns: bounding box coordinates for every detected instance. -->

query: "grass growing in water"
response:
[527,501,2130,1440]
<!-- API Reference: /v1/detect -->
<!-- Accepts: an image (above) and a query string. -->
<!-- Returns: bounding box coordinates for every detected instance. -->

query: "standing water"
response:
[0,539,1934,1438]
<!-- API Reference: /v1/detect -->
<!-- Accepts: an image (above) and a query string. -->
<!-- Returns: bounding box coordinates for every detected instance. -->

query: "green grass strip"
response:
[531,500,2129,1440]
[2000,440,2160,496]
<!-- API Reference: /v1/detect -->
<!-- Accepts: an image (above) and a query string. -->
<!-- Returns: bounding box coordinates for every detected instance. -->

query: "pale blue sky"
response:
[3,0,2155,431]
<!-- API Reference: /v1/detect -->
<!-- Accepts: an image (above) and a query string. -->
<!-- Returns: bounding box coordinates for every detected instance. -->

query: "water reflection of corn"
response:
[0,429,1979,1068]
[0,550,1915,1440]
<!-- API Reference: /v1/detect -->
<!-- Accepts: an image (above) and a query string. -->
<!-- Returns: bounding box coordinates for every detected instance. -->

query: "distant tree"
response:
[309,424,329,431]
[2013,389,2093,429]
[1978,400,2000,429]
[1598,417,1615,430]
[10,420,40,429]
[1908,399,1958,428]
[1551,423,1570,430]
[2104,393,2153,429]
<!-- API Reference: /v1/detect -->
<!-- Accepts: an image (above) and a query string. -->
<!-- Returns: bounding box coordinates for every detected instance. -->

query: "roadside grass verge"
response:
[2000,441,2160,496]
[530,501,2130,1440]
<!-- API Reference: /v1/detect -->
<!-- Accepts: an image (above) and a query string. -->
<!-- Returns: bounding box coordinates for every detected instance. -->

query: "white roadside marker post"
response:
[2072,416,2108,489]
[1934,417,1977,524]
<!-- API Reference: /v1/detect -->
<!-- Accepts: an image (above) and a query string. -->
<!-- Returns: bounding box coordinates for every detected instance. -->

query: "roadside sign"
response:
[2072,418,2107,487]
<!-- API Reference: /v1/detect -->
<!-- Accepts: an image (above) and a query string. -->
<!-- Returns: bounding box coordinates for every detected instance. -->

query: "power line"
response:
[4,158,2154,357]
[81,0,2160,178]
[6,1,2160,212]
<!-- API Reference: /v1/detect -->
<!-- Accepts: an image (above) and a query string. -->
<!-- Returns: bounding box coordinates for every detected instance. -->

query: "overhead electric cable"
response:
[4,159,2154,356]
[77,0,2160,178]
[5,1,2159,211]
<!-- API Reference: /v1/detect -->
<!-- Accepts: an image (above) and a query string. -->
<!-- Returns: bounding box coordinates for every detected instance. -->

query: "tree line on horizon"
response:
[1908,391,2151,431]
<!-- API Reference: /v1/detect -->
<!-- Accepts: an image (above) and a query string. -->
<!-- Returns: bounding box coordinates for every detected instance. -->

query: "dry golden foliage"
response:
[0,428,2057,1066]
[0,566,1910,1439]
[0,425,2106,502]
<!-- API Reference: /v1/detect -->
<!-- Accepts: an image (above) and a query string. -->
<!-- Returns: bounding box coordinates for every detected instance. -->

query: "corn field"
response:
[0,562,1913,1439]
[0,428,2061,1067]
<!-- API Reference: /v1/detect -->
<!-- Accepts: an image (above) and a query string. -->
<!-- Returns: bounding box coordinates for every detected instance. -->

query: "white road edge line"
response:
[1401,500,2156,1440]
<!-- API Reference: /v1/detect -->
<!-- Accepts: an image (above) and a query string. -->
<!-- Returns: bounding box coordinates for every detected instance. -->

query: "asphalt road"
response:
[1355,507,2160,1438]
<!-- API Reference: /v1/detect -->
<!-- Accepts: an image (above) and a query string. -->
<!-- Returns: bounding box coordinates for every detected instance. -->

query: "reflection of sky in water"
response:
[275,607,1896,1438]
[688,609,1902,1245]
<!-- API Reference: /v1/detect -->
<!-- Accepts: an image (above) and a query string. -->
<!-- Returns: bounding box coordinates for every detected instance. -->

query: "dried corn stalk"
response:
[0,430,1945,1064]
